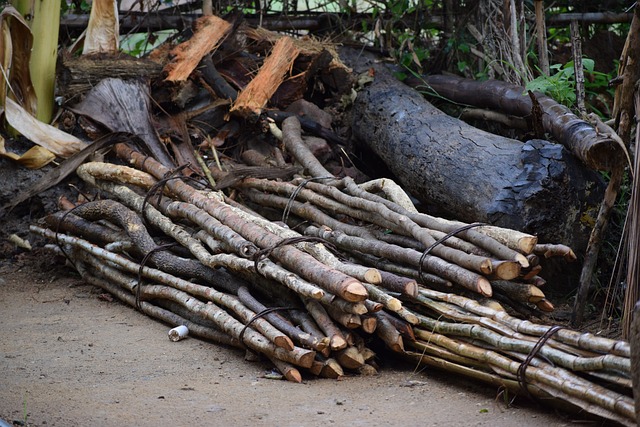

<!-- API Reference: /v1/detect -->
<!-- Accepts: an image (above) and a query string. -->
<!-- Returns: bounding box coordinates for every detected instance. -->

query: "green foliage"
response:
[120,30,177,58]
[526,62,579,106]
[60,0,90,13]
[526,58,616,112]
[395,31,430,70]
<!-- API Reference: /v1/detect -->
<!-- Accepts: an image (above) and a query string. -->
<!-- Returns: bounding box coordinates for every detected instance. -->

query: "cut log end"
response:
[398,310,420,326]
[478,278,493,297]
[320,358,344,379]
[536,298,555,312]
[480,258,493,275]
[515,253,530,268]
[330,334,348,351]
[281,366,303,383]
[364,268,382,284]
[492,260,521,281]
[361,316,378,333]
[335,346,365,369]
[386,297,403,312]
[404,280,419,298]
[517,236,538,254]
[274,336,295,352]
[297,349,317,368]
[527,286,546,303]
[343,281,369,302]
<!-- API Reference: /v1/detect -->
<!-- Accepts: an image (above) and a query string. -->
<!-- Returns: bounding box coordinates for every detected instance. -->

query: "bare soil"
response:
[0,252,586,427]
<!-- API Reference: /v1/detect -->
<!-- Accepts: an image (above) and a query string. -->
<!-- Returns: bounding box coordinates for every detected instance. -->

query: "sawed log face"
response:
[344,49,604,260]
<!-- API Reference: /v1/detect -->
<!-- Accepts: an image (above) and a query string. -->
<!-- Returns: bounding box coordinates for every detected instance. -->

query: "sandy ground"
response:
[0,253,586,427]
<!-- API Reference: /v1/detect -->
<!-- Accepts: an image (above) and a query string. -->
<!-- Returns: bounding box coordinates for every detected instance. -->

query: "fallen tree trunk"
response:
[414,74,623,172]
[342,49,604,255]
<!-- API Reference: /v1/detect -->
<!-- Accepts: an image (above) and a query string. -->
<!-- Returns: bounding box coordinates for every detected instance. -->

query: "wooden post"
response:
[534,0,550,76]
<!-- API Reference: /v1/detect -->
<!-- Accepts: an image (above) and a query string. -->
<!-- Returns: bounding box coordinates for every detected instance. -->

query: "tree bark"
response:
[342,48,604,256]
[416,74,623,171]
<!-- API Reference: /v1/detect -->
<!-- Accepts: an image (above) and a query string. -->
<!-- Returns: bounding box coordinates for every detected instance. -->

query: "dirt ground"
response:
[0,252,594,427]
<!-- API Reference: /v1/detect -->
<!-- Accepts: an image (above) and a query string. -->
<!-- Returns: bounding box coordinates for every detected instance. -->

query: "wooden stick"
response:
[573,167,623,326]
[533,243,577,261]
[378,270,418,297]
[395,307,419,326]
[364,299,384,313]
[230,36,300,118]
[236,286,327,353]
[164,15,233,82]
[282,115,334,179]
[490,259,521,280]
[362,283,402,312]
[304,299,347,350]
[374,312,404,353]
[491,280,545,304]
[325,304,362,329]
[268,356,302,383]
[521,264,543,281]
[379,312,416,342]
[475,225,538,254]
[319,293,367,315]
[319,358,344,379]
[536,299,555,312]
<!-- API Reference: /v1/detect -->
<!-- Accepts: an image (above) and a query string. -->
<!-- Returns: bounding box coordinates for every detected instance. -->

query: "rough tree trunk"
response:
[342,48,603,256]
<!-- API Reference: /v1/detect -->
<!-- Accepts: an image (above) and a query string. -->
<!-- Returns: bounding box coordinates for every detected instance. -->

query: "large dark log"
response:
[342,49,604,257]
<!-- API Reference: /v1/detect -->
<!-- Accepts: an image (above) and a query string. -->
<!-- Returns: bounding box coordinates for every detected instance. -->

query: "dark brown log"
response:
[378,270,418,297]
[374,311,404,353]
[58,53,163,99]
[491,280,545,304]
[416,74,623,172]
[343,48,604,256]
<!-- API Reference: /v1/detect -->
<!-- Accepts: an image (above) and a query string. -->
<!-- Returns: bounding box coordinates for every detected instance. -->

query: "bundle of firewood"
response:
[30,139,634,425]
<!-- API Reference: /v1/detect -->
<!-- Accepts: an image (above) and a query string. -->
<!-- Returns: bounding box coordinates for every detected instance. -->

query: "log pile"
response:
[31,140,634,423]
[19,13,635,426]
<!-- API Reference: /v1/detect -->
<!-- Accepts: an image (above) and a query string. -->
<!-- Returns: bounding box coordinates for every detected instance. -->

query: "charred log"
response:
[342,48,604,258]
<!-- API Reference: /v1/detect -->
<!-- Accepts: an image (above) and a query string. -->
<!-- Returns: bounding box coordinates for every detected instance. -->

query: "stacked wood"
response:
[30,143,635,424]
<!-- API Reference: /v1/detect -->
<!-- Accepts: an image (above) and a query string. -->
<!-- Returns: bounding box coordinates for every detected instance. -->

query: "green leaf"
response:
[583,58,595,73]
